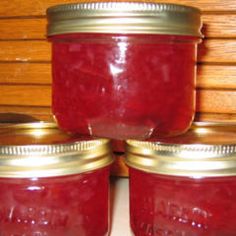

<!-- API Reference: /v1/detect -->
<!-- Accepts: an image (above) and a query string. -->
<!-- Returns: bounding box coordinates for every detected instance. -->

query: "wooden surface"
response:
[197,65,236,89]
[0,0,236,176]
[0,63,51,85]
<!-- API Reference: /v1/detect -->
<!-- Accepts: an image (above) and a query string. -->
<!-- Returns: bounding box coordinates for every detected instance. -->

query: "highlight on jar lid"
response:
[0,122,113,178]
[47,1,202,37]
[125,122,236,177]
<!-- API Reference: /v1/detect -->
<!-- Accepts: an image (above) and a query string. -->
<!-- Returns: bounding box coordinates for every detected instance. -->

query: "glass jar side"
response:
[129,167,236,236]
[50,33,199,139]
[0,167,110,236]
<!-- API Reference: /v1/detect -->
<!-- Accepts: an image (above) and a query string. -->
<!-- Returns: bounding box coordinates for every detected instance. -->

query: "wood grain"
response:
[197,65,236,89]
[1,63,236,89]
[1,14,236,39]
[202,14,236,38]
[0,39,236,63]
[0,0,236,17]
[0,18,46,40]
[195,112,236,122]
[198,39,236,63]
[0,63,51,85]
[196,89,236,113]
[0,85,51,106]
[0,41,51,62]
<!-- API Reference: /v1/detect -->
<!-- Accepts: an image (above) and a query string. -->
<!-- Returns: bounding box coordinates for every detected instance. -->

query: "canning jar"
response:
[47,2,203,140]
[0,122,113,236]
[126,122,236,236]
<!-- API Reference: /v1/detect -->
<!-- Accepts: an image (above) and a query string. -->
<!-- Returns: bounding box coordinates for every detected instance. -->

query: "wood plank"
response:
[196,89,236,113]
[0,0,77,17]
[0,0,236,17]
[0,63,51,85]
[197,65,236,89]
[1,14,236,40]
[0,18,46,40]
[0,41,51,62]
[0,85,235,114]
[0,85,51,106]
[1,63,236,89]
[198,39,236,63]
[195,112,236,122]
[202,14,236,38]
[0,39,236,63]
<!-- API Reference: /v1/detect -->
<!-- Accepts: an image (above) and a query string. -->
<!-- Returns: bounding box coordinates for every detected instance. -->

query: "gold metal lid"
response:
[0,122,113,178]
[47,2,202,37]
[125,122,236,177]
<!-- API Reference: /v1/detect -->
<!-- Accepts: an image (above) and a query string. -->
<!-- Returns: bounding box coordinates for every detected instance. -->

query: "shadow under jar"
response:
[0,122,113,236]
[125,122,236,236]
[47,2,203,140]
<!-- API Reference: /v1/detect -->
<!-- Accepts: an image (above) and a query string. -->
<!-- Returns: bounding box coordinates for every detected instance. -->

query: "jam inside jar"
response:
[0,167,110,236]
[50,33,199,139]
[129,168,236,236]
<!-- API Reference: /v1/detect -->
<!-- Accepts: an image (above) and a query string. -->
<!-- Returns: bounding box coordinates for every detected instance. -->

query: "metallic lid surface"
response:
[47,2,202,37]
[0,122,113,178]
[126,122,236,177]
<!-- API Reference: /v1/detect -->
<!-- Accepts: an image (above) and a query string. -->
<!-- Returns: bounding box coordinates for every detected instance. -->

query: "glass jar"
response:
[0,122,113,236]
[125,122,236,236]
[47,2,203,140]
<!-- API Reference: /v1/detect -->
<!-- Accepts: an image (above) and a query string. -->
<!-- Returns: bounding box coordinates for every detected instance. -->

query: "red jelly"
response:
[47,2,202,140]
[126,122,236,236]
[0,122,113,236]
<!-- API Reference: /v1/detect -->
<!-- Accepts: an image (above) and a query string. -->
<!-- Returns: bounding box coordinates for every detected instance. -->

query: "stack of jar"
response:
[0,2,236,236]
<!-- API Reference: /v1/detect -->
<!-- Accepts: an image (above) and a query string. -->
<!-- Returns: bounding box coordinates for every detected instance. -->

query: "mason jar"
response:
[47,2,202,140]
[126,122,236,236]
[0,122,113,236]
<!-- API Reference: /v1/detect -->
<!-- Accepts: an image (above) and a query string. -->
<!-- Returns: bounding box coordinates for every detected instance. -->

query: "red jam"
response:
[50,33,198,140]
[129,168,236,236]
[0,167,110,236]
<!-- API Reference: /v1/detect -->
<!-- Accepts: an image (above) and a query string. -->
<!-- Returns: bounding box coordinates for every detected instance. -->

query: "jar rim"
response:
[125,122,236,177]
[46,2,203,37]
[0,122,113,178]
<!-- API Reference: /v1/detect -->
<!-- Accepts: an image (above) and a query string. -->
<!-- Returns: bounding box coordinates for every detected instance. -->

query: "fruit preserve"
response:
[47,2,203,140]
[126,122,236,236]
[0,122,113,236]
